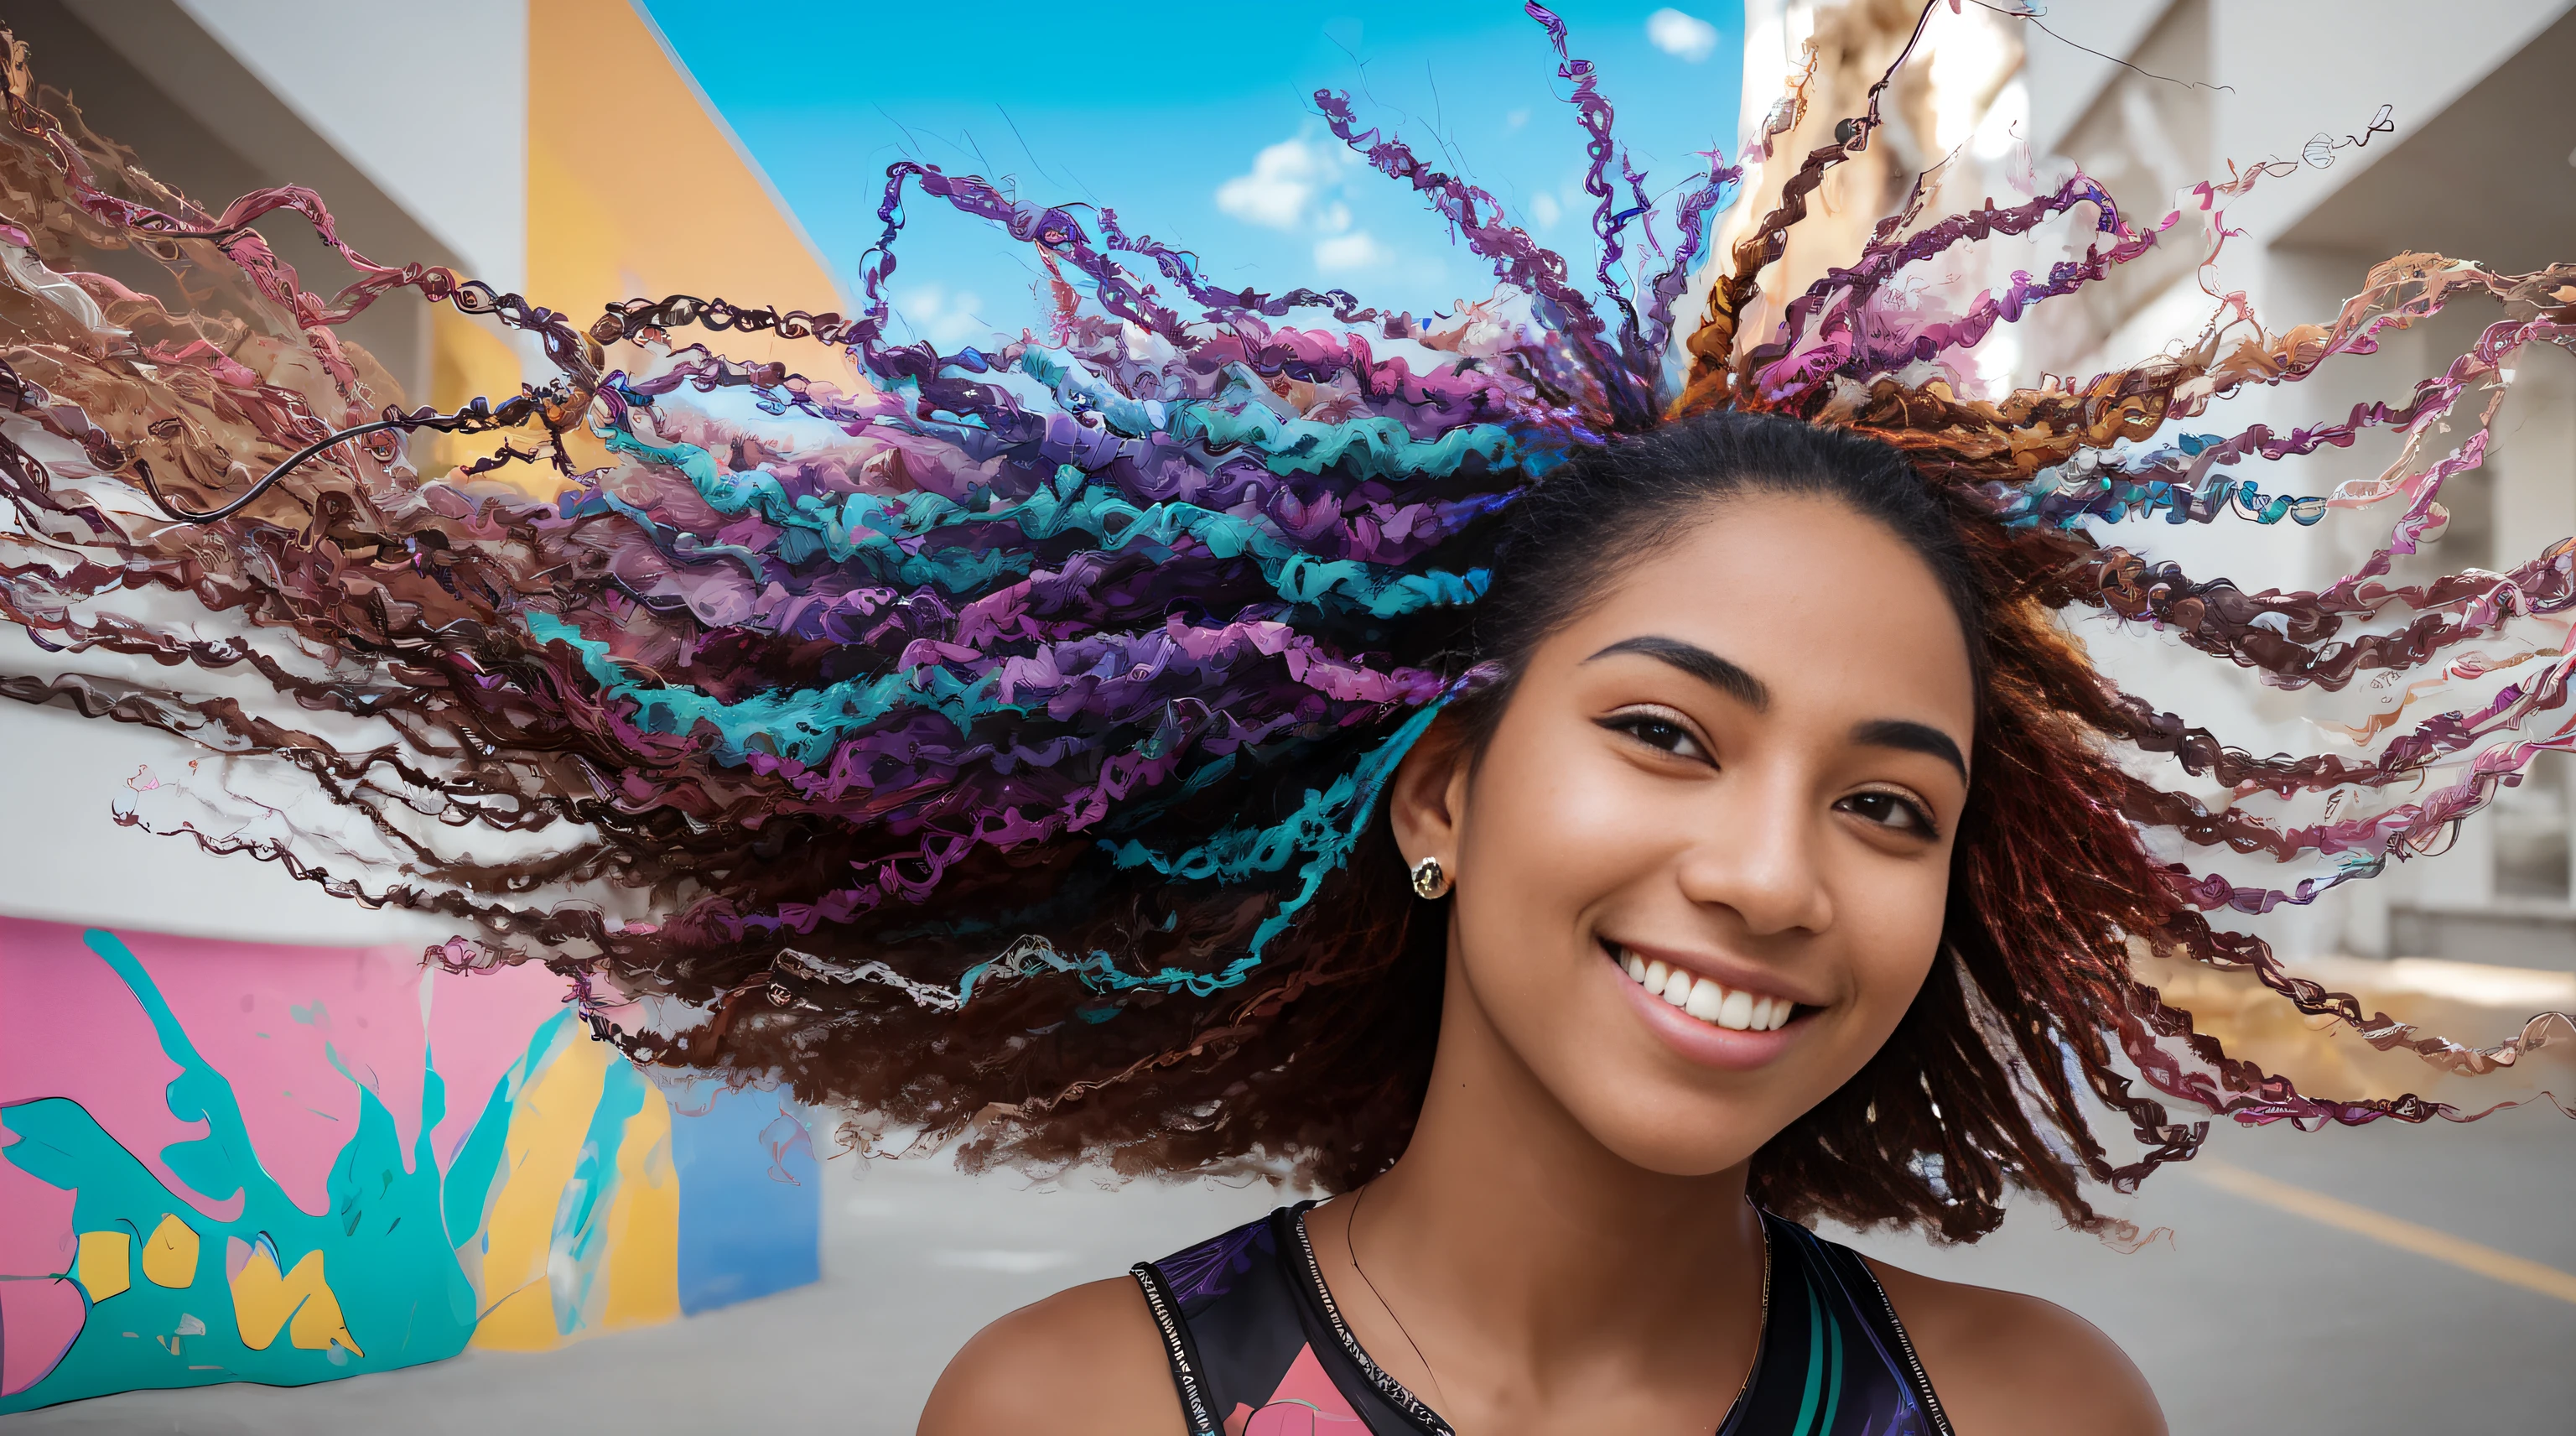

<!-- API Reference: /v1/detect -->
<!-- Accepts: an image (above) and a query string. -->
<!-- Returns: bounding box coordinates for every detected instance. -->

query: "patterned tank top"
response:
[1130,1201,1954,1436]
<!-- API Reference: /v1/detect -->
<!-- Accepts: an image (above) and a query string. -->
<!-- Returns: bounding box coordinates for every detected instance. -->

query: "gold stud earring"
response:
[1409,856,1452,900]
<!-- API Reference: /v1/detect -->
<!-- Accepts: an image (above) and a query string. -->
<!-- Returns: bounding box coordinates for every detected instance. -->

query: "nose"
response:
[1673,767,1835,937]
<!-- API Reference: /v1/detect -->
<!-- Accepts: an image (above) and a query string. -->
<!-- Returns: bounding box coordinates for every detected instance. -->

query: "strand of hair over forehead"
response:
[0,2,2567,1141]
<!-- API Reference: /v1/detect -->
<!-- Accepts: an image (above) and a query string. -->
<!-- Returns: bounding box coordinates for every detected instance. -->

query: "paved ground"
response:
[9,1103,2573,1434]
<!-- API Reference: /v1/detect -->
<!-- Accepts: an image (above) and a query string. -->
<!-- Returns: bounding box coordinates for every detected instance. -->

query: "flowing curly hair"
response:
[0,4,2566,1241]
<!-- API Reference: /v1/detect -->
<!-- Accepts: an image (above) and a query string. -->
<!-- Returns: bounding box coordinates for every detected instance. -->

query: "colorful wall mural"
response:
[0,917,819,1413]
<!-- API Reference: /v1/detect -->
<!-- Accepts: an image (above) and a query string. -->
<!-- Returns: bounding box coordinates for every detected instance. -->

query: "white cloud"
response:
[1216,136,1346,231]
[1529,191,1562,230]
[1313,232,1394,273]
[1647,8,1720,63]
[1216,132,1410,278]
[895,284,988,349]
[1505,108,1530,133]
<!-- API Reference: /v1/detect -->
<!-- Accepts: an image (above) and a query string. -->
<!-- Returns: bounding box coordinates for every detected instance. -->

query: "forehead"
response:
[1545,493,1977,726]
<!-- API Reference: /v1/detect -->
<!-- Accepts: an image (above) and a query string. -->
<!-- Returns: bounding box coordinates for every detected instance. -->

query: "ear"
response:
[1387,710,1473,872]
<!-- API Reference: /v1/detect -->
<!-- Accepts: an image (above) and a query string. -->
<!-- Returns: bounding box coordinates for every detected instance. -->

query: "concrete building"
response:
[1739,0,2576,970]
[2020,0,2576,968]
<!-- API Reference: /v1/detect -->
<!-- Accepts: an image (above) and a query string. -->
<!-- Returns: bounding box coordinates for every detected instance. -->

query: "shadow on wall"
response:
[0,918,819,1413]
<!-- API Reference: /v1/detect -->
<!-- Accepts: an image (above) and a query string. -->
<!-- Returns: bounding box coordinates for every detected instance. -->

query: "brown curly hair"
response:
[0,8,2557,1254]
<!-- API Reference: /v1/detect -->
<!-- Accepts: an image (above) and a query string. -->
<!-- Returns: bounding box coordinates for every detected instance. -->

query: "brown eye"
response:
[1602,712,1708,762]
[1840,790,1936,837]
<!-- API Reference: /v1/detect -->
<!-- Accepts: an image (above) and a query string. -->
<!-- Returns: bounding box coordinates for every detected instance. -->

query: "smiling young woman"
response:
[0,3,2563,1432]
[916,415,2164,1436]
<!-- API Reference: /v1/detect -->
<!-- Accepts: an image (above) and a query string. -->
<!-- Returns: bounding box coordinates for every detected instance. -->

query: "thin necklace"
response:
[1341,1189,1770,1435]
[1344,1181,1453,1415]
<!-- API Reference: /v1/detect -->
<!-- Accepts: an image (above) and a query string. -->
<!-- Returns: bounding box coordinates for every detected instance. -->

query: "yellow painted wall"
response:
[598,1084,683,1329]
[528,0,854,377]
[428,0,858,477]
[423,304,525,475]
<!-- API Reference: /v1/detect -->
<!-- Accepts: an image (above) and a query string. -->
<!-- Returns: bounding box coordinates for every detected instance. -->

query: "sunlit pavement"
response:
[8,1106,2571,1434]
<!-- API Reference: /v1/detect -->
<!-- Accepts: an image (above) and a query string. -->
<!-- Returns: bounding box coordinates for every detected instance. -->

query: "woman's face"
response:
[1394,492,1977,1176]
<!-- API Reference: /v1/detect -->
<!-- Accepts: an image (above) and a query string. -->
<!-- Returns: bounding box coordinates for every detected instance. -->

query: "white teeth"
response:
[1717,988,1755,1031]
[1611,948,1796,1034]
[1683,976,1726,1022]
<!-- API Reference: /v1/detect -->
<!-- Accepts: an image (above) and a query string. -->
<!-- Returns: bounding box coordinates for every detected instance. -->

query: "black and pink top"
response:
[1132,1201,1953,1436]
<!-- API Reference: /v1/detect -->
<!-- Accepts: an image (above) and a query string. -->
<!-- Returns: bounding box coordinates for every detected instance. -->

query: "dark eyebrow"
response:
[1583,636,1769,711]
[1852,719,1969,781]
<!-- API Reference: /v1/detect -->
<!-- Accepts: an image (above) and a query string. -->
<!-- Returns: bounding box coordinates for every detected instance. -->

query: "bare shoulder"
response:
[915,1275,1183,1436]
[1865,1258,2166,1436]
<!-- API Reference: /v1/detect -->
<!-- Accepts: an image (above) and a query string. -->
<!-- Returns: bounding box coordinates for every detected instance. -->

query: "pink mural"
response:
[0,916,819,1413]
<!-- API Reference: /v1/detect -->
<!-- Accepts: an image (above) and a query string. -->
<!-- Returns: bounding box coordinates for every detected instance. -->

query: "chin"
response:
[1557,1075,1798,1178]
[1590,1112,1779,1178]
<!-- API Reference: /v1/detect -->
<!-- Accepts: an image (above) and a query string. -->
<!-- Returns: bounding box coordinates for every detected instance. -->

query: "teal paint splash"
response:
[0,933,542,1413]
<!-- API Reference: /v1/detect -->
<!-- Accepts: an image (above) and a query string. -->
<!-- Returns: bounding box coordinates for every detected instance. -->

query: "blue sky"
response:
[643,2,1745,348]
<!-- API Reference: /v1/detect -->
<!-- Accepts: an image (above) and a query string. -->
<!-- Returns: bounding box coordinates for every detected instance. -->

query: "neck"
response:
[1340,950,1763,1370]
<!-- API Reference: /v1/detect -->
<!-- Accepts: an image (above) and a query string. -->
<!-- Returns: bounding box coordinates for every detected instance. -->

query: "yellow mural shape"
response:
[230,1243,364,1355]
[141,1213,199,1288]
[600,1078,681,1332]
[472,1022,610,1350]
[73,1230,129,1302]
[468,1024,681,1351]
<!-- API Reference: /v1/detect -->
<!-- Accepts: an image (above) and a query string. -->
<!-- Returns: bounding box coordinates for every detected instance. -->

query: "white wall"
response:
[2022,0,2176,156]
[172,0,530,291]
[0,3,528,941]
[2208,0,2573,258]
[0,686,449,946]
[2021,0,2576,962]
[2023,0,2574,314]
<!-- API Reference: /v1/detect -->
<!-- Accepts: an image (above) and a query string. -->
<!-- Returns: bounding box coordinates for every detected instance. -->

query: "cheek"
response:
[1826,858,1951,1033]
[1439,722,1715,1112]
[1447,723,1671,952]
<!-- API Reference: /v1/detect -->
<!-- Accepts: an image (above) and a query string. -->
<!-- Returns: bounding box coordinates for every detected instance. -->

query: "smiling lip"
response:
[1601,936,1817,1072]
